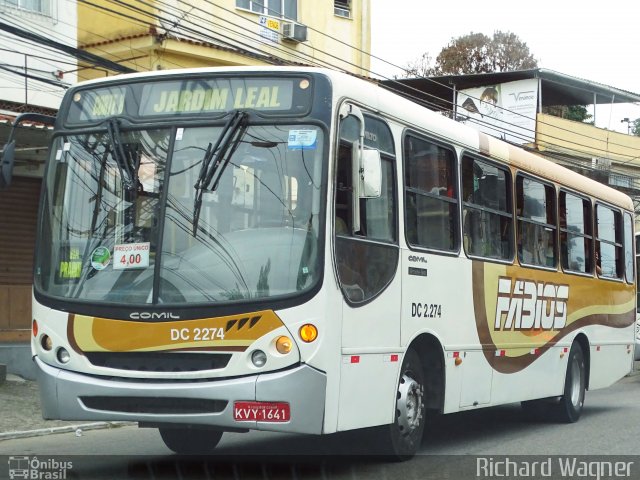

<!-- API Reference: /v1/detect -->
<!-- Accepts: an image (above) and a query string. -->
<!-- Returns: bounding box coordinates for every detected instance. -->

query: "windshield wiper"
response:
[106,118,137,191]
[193,110,248,236]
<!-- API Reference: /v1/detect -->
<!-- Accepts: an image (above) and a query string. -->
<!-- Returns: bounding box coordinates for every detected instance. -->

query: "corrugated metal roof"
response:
[383,68,640,112]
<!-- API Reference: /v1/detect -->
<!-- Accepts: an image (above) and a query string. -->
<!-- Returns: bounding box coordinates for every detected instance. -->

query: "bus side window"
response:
[623,213,634,284]
[333,113,398,304]
[403,135,458,252]
[516,175,556,268]
[559,191,592,274]
[335,144,352,235]
[461,155,512,260]
[595,204,623,279]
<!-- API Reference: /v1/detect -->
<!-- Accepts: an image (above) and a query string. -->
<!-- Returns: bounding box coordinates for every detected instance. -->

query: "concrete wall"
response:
[0,344,36,380]
[536,113,640,165]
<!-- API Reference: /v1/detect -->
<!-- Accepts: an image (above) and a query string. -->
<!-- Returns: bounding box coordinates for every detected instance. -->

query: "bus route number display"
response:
[113,242,150,270]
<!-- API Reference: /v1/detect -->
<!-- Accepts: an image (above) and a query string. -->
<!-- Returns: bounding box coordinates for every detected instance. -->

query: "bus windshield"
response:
[35,121,324,306]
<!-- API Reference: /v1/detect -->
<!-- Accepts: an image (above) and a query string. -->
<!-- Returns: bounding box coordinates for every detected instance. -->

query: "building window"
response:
[236,0,297,20]
[4,0,51,15]
[334,0,350,18]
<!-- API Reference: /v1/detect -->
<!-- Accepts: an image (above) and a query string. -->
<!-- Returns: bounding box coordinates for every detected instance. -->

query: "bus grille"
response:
[85,352,231,372]
[80,396,227,414]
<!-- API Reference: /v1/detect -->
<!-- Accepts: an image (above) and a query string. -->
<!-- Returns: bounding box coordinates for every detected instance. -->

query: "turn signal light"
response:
[275,336,292,354]
[299,324,318,343]
[32,319,38,338]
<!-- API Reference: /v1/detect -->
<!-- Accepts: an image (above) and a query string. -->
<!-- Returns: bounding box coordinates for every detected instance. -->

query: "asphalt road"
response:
[1,374,640,479]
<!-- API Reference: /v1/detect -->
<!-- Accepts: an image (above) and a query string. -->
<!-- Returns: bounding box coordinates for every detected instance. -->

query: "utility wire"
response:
[5,0,640,182]
[0,19,134,74]
[122,0,640,164]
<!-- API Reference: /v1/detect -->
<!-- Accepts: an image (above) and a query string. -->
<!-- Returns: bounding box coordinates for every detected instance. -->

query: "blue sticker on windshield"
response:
[288,129,317,150]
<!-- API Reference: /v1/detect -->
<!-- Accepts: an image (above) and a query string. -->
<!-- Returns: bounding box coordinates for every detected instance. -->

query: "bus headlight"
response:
[275,336,292,354]
[251,350,267,367]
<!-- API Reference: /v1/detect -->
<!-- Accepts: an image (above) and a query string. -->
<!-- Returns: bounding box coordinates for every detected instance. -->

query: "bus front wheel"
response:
[376,348,426,460]
[159,426,223,455]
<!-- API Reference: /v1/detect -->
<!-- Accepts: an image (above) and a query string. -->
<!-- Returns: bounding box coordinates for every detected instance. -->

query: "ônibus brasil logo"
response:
[494,277,569,331]
[8,456,72,480]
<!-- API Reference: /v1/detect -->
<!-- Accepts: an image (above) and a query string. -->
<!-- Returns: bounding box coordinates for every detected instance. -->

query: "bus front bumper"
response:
[34,356,326,435]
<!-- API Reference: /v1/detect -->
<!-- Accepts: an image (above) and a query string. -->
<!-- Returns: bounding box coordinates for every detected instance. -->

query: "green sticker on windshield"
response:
[90,246,111,271]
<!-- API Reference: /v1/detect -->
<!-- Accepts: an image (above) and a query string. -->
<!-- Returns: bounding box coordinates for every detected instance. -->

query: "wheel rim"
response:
[396,374,424,435]
[569,356,582,407]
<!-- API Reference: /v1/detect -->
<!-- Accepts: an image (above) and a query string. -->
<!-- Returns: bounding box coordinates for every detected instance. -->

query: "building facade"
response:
[0,0,77,377]
[78,0,371,78]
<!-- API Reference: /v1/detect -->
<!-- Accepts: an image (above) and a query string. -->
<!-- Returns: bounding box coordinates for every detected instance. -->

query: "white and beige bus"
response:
[1,67,635,459]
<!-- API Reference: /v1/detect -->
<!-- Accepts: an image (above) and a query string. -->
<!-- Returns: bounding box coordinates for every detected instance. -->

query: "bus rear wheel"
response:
[159,426,223,455]
[552,342,586,423]
[375,348,426,460]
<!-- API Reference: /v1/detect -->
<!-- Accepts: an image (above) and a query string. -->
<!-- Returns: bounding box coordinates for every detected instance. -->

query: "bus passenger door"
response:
[333,109,401,430]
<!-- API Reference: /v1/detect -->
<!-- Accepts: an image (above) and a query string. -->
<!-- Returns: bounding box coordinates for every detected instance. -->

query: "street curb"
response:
[0,421,135,441]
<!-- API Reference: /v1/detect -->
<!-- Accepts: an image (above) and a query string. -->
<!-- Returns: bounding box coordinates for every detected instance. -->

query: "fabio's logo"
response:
[494,277,569,331]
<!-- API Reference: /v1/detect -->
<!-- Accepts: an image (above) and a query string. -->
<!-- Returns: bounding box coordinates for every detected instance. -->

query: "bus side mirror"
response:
[359,148,381,198]
[0,140,16,190]
[0,113,55,190]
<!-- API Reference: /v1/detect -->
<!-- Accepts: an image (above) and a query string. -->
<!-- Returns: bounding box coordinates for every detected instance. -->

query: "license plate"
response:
[233,401,290,422]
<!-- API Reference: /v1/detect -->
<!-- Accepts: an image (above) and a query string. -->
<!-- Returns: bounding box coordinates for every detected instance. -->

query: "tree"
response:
[632,118,640,136]
[402,30,537,77]
[565,105,591,123]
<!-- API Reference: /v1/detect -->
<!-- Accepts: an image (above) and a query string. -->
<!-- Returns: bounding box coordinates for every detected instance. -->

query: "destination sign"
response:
[65,76,312,124]
[139,78,296,115]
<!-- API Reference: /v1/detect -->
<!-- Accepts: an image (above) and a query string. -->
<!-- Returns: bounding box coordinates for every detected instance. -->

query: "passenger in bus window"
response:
[595,247,602,275]
[461,162,481,254]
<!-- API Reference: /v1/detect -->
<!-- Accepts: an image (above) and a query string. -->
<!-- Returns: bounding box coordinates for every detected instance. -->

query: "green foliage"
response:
[565,105,593,123]
[632,118,640,136]
[402,30,538,78]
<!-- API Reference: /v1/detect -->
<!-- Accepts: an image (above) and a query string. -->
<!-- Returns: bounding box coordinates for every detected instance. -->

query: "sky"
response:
[370,0,640,134]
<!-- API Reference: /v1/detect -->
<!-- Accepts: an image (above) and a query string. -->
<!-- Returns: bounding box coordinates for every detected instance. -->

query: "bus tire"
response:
[376,348,426,460]
[553,342,586,423]
[159,427,223,455]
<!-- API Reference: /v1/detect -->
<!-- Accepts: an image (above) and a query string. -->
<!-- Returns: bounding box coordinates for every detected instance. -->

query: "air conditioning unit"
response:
[282,22,307,43]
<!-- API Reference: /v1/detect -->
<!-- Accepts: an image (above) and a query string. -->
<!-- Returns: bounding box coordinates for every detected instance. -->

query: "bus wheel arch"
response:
[553,336,588,423]
[409,333,445,413]
[573,333,591,391]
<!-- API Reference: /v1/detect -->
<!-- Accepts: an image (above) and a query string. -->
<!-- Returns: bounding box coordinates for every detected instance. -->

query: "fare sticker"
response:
[113,242,150,270]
